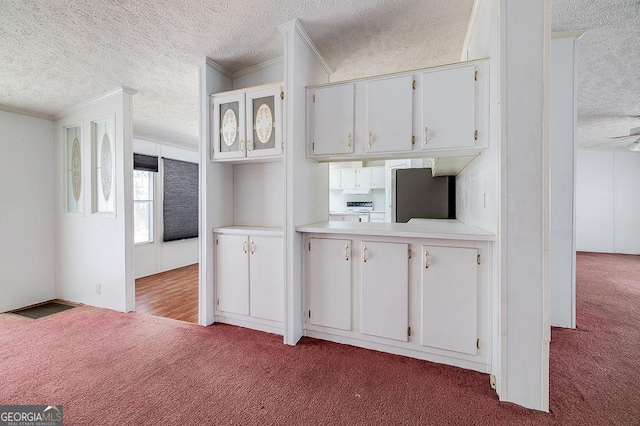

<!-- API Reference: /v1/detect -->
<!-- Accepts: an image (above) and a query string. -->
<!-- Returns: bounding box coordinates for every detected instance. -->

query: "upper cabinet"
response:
[309,84,355,156]
[307,60,488,164]
[212,83,283,162]
[366,75,414,154]
[421,64,477,151]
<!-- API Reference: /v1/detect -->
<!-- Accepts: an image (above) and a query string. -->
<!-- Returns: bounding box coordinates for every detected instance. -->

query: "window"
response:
[134,170,154,244]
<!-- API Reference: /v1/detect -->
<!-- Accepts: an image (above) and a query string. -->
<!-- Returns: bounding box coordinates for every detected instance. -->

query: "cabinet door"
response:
[329,168,341,190]
[421,245,478,355]
[370,166,385,189]
[308,238,352,331]
[246,86,282,159]
[340,169,356,189]
[249,236,284,322]
[366,76,414,154]
[361,241,409,341]
[212,93,246,160]
[422,65,476,150]
[356,168,372,189]
[311,84,355,156]
[216,234,249,315]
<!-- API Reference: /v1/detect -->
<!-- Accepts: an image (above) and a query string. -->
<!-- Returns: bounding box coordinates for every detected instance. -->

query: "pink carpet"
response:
[1,252,639,425]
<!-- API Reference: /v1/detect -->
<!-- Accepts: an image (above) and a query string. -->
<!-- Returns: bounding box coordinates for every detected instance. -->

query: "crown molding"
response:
[54,87,133,120]
[551,31,585,40]
[232,56,284,79]
[278,18,332,75]
[201,57,233,79]
[0,104,53,121]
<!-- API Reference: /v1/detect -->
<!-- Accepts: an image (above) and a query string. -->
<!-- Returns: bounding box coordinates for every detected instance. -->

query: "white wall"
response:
[549,37,577,328]
[576,150,640,254]
[232,58,284,90]
[55,89,134,312]
[132,138,199,278]
[0,110,56,312]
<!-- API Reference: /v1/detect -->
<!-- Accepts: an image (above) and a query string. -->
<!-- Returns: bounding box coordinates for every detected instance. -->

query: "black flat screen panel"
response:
[163,158,198,242]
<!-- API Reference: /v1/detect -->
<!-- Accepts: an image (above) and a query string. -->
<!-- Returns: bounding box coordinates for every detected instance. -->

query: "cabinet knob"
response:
[347,133,352,149]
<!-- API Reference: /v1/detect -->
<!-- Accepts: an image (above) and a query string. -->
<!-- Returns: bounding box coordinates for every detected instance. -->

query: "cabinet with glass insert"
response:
[211,83,283,162]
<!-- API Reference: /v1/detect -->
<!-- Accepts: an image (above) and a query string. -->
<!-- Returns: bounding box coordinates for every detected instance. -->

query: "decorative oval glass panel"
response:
[255,103,273,144]
[222,108,238,147]
[100,133,113,201]
[71,137,82,202]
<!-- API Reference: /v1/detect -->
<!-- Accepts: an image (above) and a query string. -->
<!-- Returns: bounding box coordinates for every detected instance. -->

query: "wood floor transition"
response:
[135,264,199,323]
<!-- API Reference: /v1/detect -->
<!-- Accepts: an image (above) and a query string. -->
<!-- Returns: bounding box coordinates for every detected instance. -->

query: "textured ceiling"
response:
[0,0,473,150]
[552,0,640,149]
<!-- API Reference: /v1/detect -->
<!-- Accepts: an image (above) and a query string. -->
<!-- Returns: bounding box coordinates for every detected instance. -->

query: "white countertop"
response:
[329,211,363,215]
[213,226,283,237]
[296,219,495,241]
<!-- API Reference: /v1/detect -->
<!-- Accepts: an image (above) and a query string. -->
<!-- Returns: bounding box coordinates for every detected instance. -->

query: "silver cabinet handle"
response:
[368,131,373,148]
[424,127,429,144]
[363,245,368,263]
[345,244,350,261]
[240,139,245,153]
[247,138,252,152]
[347,133,352,149]
[424,250,430,269]
[250,241,255,255]
[242,240,247,254]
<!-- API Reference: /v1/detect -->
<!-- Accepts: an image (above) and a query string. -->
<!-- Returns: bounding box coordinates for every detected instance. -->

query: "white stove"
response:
[346,201,373,222]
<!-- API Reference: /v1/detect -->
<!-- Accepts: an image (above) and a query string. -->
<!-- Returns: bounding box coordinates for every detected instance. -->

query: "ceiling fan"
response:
[610,127,640,151]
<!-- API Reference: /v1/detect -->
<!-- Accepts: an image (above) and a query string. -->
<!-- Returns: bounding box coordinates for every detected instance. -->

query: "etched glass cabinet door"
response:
[246,86,282,159]
[212,92,246,160]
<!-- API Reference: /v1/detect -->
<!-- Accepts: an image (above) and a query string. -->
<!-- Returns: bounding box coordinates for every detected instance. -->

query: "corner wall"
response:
[0,110,56,312]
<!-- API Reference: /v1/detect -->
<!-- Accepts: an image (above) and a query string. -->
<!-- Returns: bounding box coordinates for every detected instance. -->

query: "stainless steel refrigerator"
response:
[393,168,456,223]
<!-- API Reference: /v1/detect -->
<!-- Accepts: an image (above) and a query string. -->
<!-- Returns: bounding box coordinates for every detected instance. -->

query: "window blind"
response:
[133,153,159,172]
[162,158,198,242]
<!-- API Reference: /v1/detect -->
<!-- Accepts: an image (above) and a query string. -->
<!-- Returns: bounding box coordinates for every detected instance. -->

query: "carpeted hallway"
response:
[1,252,638,425]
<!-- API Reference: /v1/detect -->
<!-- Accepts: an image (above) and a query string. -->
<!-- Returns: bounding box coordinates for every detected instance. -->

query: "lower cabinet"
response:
[216,233,283,326]
[303,233,491,372]
[308,238,352,330]
[361,241,409,341]
[421,245,478,355]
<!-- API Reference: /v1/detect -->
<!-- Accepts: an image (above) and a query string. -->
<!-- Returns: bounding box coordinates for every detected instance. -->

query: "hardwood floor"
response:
[135,264,199,323]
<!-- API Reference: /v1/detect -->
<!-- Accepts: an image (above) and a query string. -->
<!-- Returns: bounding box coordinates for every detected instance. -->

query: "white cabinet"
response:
[421,64,478,151]
[310,84,354,156]
[366,75,414,154]
[329,168,341,189]
[212,84,283,161]
[307,238,352,330]
[370,166,385,189]
[216,234,250,315]
[249,236,284,322]
[216,232,283,324]
[361,241,409,341]
[369,212,386,223]
[340,168,357,189]
[421,245,478,355]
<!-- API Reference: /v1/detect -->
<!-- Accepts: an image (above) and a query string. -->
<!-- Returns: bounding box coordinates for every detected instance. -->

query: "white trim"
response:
[133,135,199,153]
[232,56,284,79]
[278,19,332,75]
[203,57,233,79]
[551,31,585,39]
[0,104,53,121]
[54,87,136,120]
[460,0,483,61]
